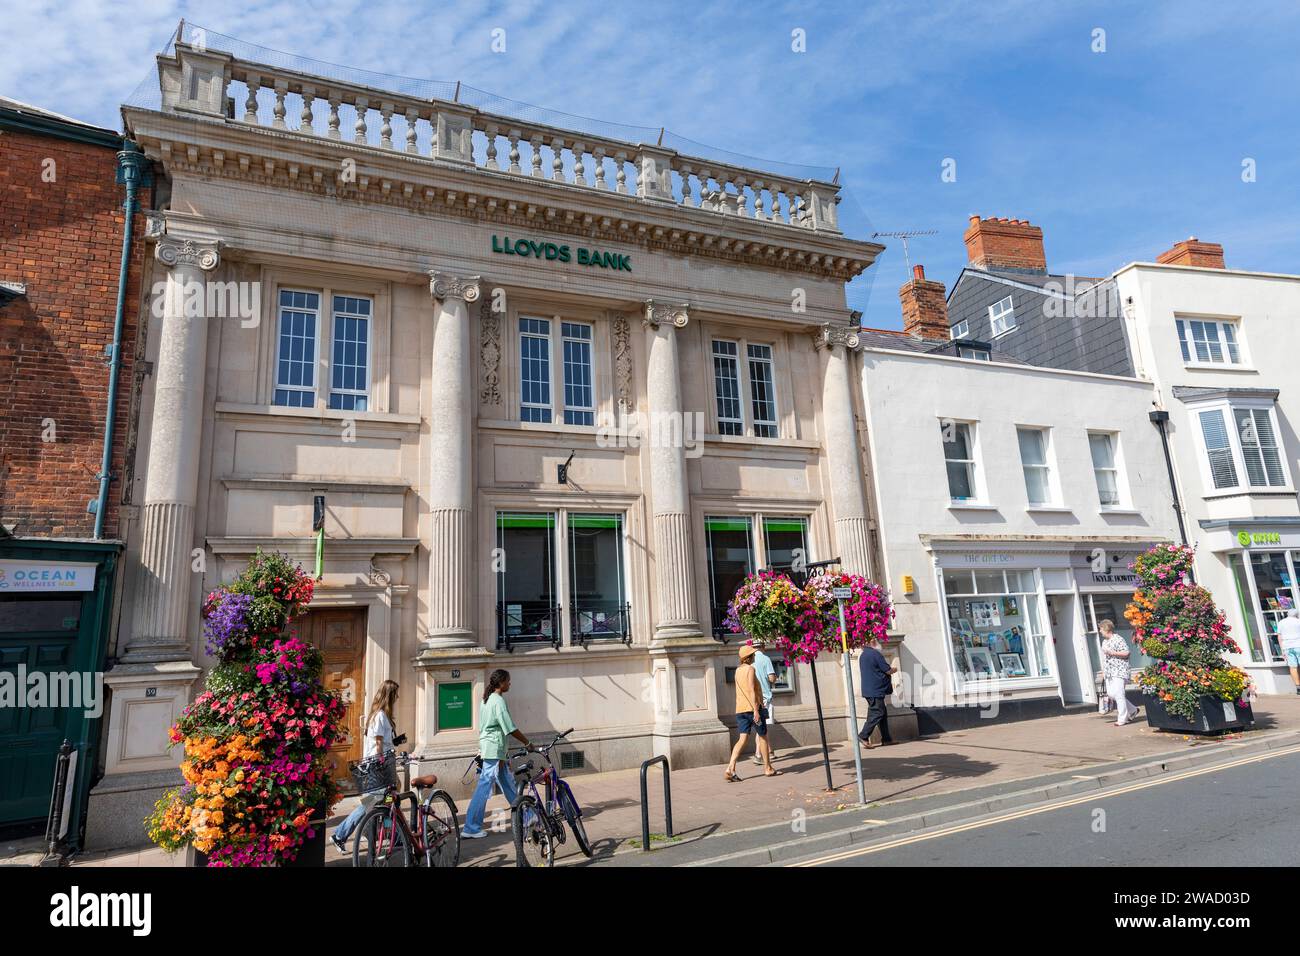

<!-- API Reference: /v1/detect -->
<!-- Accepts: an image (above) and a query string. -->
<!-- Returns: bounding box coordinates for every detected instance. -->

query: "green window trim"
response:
[705,517,752,532]
[497,514,556,529]
[568,515,620,529]
[762,519,807,533]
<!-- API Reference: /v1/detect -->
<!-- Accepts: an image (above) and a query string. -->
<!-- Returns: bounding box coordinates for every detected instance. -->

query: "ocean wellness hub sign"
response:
[491,234,631,272]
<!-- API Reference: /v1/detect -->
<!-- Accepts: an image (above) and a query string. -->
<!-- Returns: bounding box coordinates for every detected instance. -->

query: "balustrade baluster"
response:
[735,177,749,217]
[484,124,500,170]
[405,108,419,153]
[615,151,628,194]
[679,165,694,207]
[507,130,522,173]
[380,103,394,148]
[353,97,369,145]
[243,75,261,125]
[551,137,565,182]
[300,87,315,134]
[272,81,288,129]
[327,92,342,140]
[572,142,587,186]
[593,147,607,189]
[530,134,544,177]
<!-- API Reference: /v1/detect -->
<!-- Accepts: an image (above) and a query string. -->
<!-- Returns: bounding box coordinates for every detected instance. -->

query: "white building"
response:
[1114,239,1300,696]
[857,265,1182,724]
[85,33,890,846]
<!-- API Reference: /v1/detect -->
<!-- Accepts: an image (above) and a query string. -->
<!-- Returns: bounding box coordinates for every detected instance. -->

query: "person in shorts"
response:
[725,645,779,780]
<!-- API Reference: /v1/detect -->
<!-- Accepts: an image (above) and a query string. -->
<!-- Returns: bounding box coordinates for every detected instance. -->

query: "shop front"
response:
[931,538,1165,709]
[1198,518,1300,694]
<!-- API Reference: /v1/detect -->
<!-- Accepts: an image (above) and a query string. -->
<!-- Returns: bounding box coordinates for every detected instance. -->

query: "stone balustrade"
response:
[156,42,842,234]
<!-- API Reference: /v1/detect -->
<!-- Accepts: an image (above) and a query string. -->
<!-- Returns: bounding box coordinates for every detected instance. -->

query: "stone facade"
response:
[89,41,892,845]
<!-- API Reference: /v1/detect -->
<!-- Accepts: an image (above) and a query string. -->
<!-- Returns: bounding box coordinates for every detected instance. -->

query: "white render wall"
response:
[1114,262,1300,693]
[858,347,1181,707]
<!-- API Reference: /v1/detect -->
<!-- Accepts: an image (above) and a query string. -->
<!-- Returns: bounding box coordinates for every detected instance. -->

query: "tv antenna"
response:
[872,229,938,272]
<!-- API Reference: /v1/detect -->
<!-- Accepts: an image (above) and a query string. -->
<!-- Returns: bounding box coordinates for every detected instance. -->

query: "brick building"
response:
[0,97,150,846]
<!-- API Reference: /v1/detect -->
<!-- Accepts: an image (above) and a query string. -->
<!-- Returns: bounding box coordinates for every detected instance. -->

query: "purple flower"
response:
[203,592,253,656]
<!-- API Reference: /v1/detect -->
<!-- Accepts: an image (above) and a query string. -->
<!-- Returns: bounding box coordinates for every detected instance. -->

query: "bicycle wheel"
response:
[557,784,592,858]
[421,791,461,868]
[511,795,554,868]
[352,806,410,868]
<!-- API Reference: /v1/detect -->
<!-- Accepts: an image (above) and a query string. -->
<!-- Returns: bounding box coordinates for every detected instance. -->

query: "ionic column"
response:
[818,326,873,577]
[644,300,702,642]
[124,235,221,663]
[424,272,480,648]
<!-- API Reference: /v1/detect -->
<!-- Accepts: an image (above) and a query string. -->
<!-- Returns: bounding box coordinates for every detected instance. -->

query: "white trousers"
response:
[1106,675,1138,724]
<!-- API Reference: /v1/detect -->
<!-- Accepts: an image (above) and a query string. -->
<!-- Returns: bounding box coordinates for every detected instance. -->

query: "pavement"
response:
[6,693,1300,868]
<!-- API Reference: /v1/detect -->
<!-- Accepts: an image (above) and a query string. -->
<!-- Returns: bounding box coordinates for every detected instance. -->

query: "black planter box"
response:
[190,799,328,867]
[1143,693,1254,734]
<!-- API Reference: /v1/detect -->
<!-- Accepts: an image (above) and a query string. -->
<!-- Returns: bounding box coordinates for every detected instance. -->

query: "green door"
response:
[0,593,85,823]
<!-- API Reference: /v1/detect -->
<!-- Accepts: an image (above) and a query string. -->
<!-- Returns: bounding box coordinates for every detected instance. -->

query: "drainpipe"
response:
[1150,408,1192,553]
[92,145,149,539]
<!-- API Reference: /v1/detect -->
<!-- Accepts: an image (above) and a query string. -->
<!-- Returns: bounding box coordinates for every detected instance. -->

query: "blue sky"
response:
[6,0,1298,330]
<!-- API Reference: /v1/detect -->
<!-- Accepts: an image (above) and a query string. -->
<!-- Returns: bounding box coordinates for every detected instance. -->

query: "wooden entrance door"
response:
[300,607,367,789]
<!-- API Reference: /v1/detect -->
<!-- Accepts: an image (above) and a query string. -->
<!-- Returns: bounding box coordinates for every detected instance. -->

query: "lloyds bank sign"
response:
[491,234,632,273]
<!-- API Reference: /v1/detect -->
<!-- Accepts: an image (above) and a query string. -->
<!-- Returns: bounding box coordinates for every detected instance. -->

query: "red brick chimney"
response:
[1157,237,1225,269]
[899,264,950,340]
[963,215,1047,273]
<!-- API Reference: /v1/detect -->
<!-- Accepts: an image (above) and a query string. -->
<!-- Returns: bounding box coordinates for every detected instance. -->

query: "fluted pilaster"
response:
[818,325,874,578]
[425,271,480,648]
[124,234,221,663]
[644,300,702,642]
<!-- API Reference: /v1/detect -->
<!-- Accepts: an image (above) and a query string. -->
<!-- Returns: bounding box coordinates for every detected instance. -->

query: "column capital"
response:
[429,271,482,303]
[812,324,862,352]
[643,299,689,330]
[154,235,222,271]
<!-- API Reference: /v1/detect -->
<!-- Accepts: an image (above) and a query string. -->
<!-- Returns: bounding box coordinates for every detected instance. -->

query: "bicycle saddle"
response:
[411,773,438,789]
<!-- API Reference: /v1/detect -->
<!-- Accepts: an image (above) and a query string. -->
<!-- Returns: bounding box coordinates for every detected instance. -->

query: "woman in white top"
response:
[332,680,398,852]
[1100,620,1139,726]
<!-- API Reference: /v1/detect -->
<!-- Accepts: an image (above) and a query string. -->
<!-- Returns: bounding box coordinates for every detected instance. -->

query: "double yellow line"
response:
[789,743,1300,867]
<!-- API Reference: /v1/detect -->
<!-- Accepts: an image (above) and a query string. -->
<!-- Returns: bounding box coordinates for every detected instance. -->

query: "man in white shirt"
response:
[1278,609,1300,694]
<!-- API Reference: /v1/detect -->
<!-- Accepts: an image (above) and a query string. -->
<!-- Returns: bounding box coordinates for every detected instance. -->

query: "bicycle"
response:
[508,728,592,867]
[350,750,461,868]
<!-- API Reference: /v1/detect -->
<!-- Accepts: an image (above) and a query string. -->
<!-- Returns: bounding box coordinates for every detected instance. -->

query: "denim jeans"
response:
[334,791,379,844]
[461,758,518,835]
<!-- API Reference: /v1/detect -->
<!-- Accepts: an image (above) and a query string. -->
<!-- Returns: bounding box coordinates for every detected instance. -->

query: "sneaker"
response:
[330,833,347,854]
[461,829,487,839]
[751,754,763,765]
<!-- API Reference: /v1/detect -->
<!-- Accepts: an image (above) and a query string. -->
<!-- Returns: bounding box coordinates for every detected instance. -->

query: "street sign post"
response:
[835,588,866,805]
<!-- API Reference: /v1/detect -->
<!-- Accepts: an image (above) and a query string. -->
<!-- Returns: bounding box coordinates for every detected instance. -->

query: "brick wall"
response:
[0,126,148,538]
[963,215,1047,273]
[899,264,950,339]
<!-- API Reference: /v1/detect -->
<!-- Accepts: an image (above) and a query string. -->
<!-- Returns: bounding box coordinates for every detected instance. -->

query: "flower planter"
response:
[188,799,328,867]
[1143,693,1254,734]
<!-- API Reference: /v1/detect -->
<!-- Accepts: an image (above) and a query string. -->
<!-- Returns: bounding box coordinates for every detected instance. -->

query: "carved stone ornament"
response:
[480,297,502,404]
[643,299,689,330]
[816,324,862,351]
[368,563,392,587]
[154,236,221,271]
[611,312,633,409]
[429,271,481,302]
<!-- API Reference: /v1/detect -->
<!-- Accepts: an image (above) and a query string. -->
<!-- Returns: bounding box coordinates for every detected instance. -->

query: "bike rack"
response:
[638,755,673,852]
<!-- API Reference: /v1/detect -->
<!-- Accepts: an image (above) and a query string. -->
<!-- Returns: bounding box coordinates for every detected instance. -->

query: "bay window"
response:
[1195,402,1291,492]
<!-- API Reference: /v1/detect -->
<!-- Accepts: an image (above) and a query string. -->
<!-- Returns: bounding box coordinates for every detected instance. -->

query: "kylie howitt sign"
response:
[491,234,632,272]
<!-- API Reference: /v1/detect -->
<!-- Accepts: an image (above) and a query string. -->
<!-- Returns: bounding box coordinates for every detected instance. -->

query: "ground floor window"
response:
[568,514,629,644]
[1081,593,1153,679]
[1228,553,1267,663]
[942,568,1050,681]
[705,514,809,638]
[1246,550,1297,662]
[496,510,629,649]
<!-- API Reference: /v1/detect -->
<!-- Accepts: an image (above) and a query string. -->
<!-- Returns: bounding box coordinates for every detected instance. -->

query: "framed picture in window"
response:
[1001,596,1020,617]
[970,600,1001,629]
[965,647,995,678]
[998,652,1027,677]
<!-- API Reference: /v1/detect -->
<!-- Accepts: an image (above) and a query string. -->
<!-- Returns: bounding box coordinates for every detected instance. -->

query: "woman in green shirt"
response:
[462,669,531,838]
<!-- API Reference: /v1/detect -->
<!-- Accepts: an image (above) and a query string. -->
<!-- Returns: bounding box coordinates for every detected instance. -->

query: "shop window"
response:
[711,338,779,439]
[1249,550,1296,661]
[568,514,629,643]
[329,295,371,411]
[942,421,978,502]
[1088,432,1123,507]
[942,568,1052,682]
[274,289,320,407]
[705,516,754,636]
[496,512,558,647]
[1017,427,1054,506]
[1229,553,1266,663]
[1176,318,1242,365]
[989,295,1015,336]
